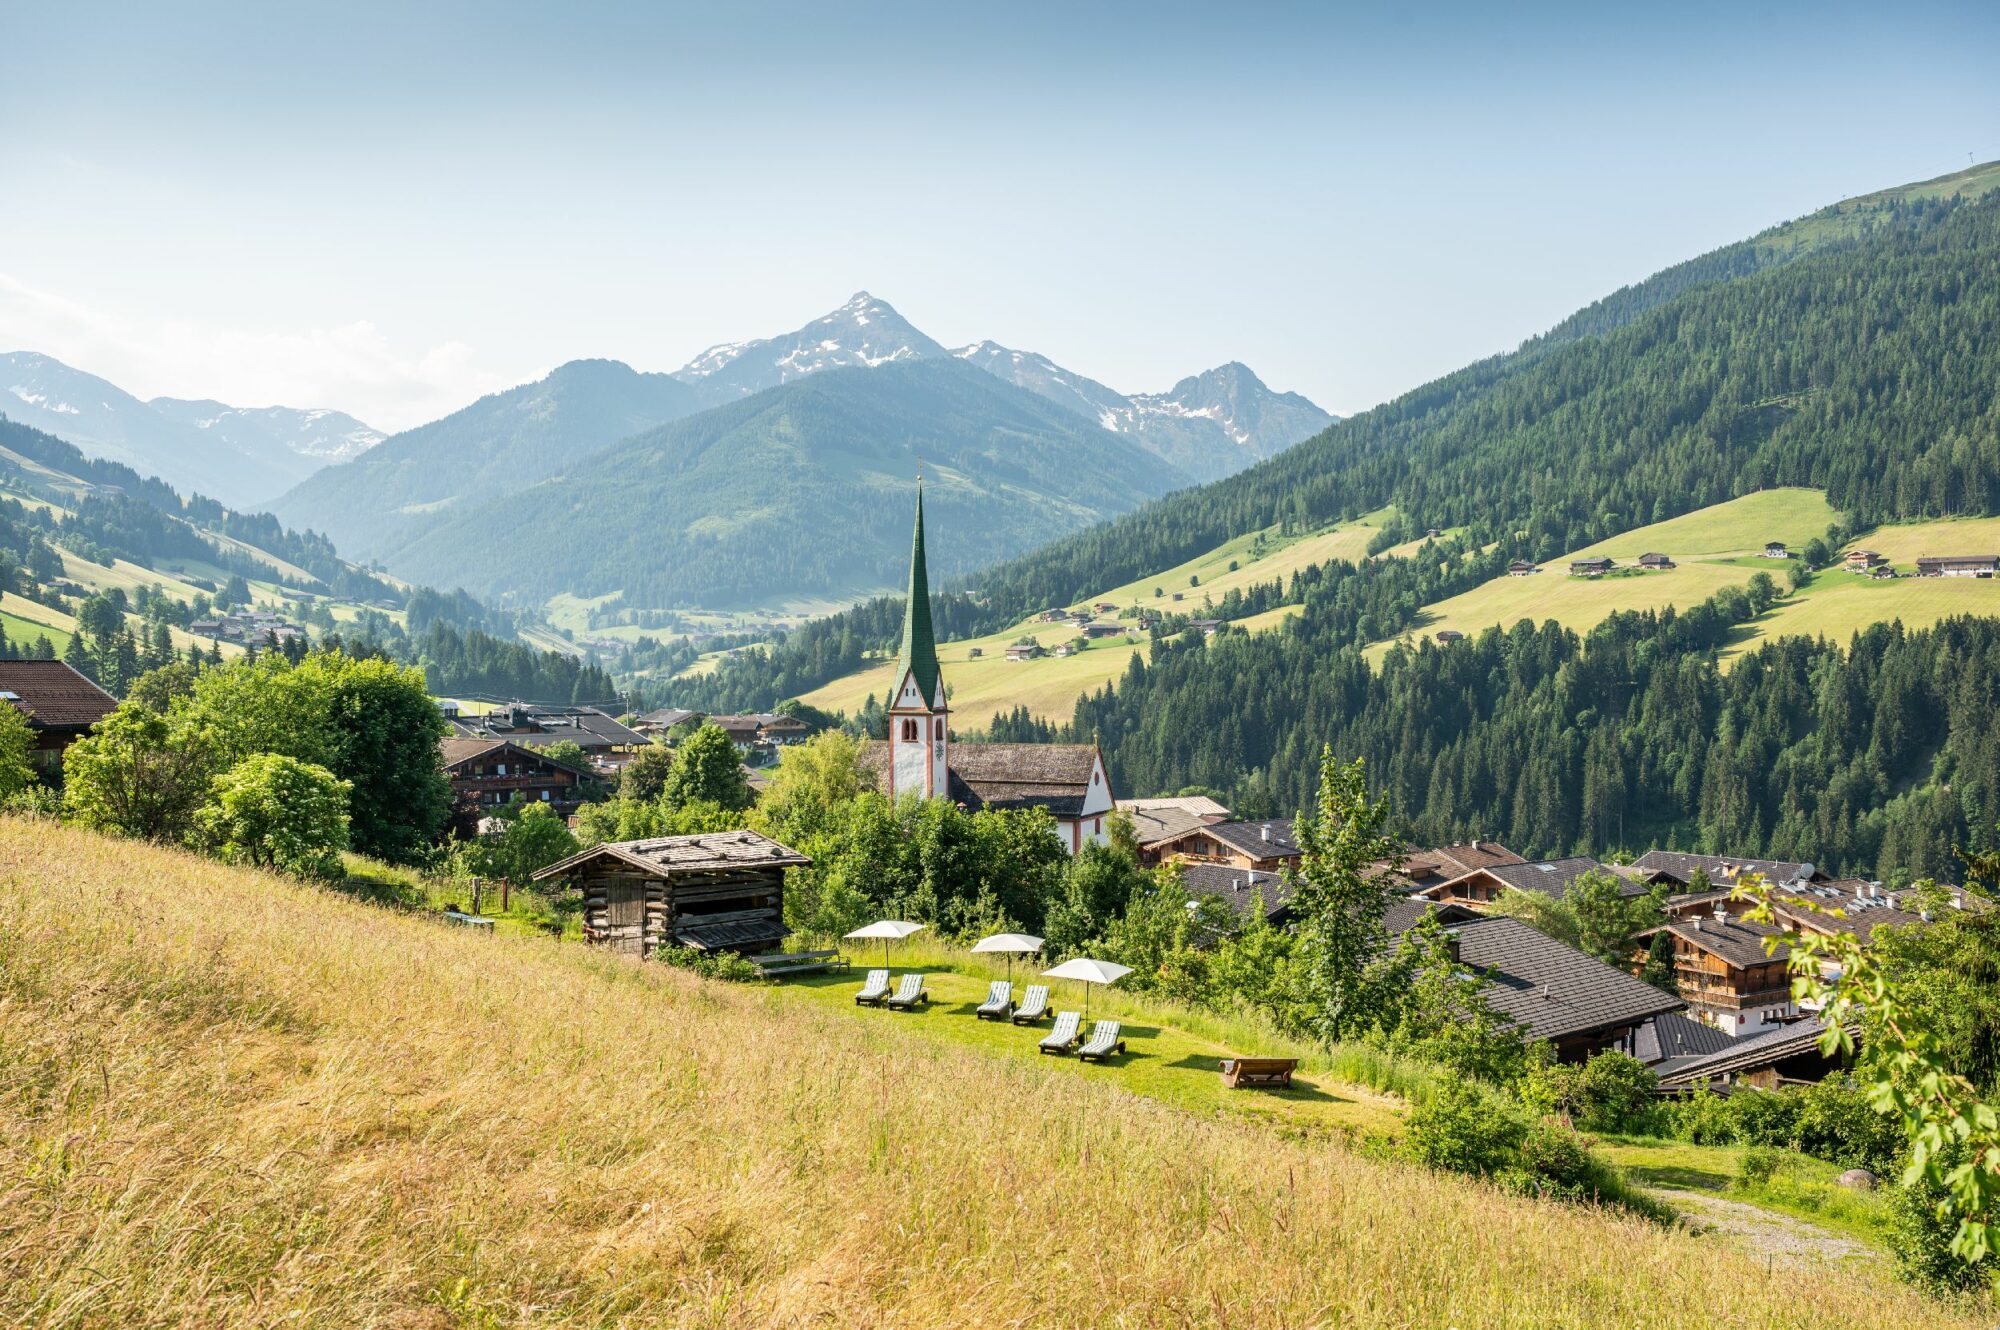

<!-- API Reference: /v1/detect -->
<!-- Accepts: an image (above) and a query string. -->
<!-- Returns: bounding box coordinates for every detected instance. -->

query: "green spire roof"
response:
[896,481,942,707]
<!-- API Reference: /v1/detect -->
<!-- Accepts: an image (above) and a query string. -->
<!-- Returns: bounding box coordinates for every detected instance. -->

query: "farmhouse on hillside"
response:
[1507,560,1539,577]
[534,829,808,958]
[0,660,116,771]
[858,484,1117,853]
[1387,901,1685,1060]
[440,737,583,837]
[1844,549,1887,572]
[1762,540,1789,558]
[1916,554,1999,577]
[1638,552,1675,569]
[1569,557,1613,577]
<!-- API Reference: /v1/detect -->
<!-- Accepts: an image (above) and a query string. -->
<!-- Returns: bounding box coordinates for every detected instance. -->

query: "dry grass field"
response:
[0,819,1972,1328]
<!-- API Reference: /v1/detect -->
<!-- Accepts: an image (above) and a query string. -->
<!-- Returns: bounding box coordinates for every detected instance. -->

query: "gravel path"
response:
[1666,1190,1872,1270]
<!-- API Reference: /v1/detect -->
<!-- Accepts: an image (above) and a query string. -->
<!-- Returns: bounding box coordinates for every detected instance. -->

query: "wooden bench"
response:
[443,909,496,933]
[749,949,849,978]
[1220,1056,1298,1089]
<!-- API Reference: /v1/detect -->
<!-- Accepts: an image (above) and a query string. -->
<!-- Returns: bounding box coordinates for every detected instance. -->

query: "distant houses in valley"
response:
[190,608,306,646]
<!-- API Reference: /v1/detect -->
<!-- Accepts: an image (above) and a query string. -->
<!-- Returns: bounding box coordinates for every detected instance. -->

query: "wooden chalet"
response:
[1655,1016,1852,1093]
[1433,629,1466,643]
[1151,818,1301,872]
[1507,560,1539,577]
[440,738,582,837]
[1762,541,1789,559]
[1411,855,1646,911]
[0,660,116,770]
[1844,549,1887,571]
[1388,902,1684,1060]
[1627,850,1823,890]
[1639,552,1675,570]
[1917,554,1999,578]
[1392,840,1526,891]
[534,830,809,958]
[1638,909,1795,1034]
[1569,557,1614,577]
[451,703,648,759]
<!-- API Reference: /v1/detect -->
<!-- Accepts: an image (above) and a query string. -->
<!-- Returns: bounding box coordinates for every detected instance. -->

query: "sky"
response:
[2,1,1996,433]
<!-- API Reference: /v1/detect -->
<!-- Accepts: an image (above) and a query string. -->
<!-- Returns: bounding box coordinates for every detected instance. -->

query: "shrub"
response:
[1404,1079,1525,1178]
[654,944,762,983]
[1789,1077,1904,1172]
[1661,1080,1736,1144]
[194,753,351,881]
[1737,1145,1787,1187]
[1514,1120,1599,1194]
[1887,1151,1994,1295]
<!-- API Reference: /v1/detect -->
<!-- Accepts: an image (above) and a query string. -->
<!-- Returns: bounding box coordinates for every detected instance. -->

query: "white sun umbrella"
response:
[971,932,1045,984]
[1041,956,1134,1020]
[845,919,926,971]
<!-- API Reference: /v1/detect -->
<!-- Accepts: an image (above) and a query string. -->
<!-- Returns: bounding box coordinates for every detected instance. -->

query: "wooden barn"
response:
[534,830,808,958]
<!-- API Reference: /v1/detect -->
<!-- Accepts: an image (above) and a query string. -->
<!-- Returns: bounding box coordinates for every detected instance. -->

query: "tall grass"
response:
[0,819,1972,1328]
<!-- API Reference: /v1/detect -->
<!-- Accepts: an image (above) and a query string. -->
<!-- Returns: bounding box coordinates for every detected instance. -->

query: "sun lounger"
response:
[885,973,930,1010]
[1220,1056,1298,1089]
[975,980,1013,1020]
[1076,1020,1126,1063]
[1010,984,1050,1025]
[854,968,891,1006]
[1038,1010,1082,1054]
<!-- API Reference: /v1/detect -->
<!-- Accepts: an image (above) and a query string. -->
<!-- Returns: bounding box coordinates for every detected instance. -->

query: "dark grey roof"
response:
[1633,1011,1739,1067]
[1178,864,1294,921]
[1203,819,1299,858]
[1655,1017,1845,1088]
[1382,899,1482,934]
[535,829,809,880]
[1649,915,1791,968]
[1431,856,1648,902]
[1630,850,1818,888]
[1449,916,1685,1044]
[1127,805,1211,846]
[461,704,649,750]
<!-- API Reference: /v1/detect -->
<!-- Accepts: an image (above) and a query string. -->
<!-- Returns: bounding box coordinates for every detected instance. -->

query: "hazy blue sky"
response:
[2,1,1995,431]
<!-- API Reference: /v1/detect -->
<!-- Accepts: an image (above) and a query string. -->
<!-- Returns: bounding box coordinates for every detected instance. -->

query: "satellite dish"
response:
[1797,862,1816,881]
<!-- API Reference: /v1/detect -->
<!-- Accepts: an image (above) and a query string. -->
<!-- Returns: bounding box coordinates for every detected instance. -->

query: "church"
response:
[859,485,1117,853]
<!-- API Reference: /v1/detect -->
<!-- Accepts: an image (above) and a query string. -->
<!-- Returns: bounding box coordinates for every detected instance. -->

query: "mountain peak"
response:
[672,292,946,401]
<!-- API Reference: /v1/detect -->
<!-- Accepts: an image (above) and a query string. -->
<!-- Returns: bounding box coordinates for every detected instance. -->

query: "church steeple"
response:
[896,481,942,707]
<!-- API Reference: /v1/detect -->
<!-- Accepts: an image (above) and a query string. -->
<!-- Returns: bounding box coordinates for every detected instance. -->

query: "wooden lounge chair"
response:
[1010,984,1051,1025]
[1038,1010,1082,1054]
[854,969,891,1006]
[885,973,930,1010]
[1076,1020,1126,1063]
[1220,1056,1298,1089]
[975,980,1013,1020]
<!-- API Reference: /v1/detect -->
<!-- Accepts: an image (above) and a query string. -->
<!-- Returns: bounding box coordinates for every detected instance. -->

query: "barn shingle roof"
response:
[1448,915,1684,1043]
[0,660,116,730]
[534,830,809,880]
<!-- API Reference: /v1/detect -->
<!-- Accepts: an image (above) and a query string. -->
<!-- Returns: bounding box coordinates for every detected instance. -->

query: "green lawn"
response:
[761,948,1407,1140]
[1595,1135,1892,1249]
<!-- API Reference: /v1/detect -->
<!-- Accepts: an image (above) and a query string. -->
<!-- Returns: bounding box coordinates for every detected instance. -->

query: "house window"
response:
[540,789,551,801]
[900,718,918,742]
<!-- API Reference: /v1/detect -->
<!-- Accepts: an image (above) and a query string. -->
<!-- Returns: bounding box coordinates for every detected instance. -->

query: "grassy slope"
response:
[1371,489,2000,664]
[799,514,1385,724]
[0,820,1964,1329]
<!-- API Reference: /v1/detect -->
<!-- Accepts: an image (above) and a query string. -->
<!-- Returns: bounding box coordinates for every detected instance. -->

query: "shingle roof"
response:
[1447,916,1685,1043]
[1404,841,1525,879]
[1125,805,1211,846]
[534,829,809,880]
[1633,1011,1740,1067]
[675,917,786,951]
[857,741,1104,818]
[1655,1017,1846,1088]
[0,660,116,730]
[1202,819,1299,858]
[1454,856,1648,902]
[1630,850,1818,887]
[1117,795,1231,819]
[1649,915,1791,968]
[440,737,508,766]
[1178,864,1294,921]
